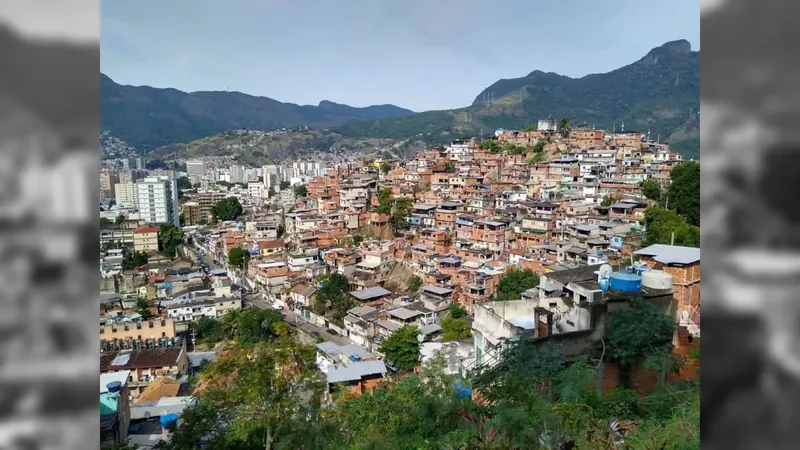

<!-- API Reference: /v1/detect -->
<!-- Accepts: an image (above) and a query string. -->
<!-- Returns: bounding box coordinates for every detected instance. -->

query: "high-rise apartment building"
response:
[137,176,180,227]
[230,165,246,184]
[100,170,119,200]
[186,159,206,184]
[248,181,265,200]
[114,182,138,207]
[197,190,225,220]
[118,169,145,184]
[182,201,201,226]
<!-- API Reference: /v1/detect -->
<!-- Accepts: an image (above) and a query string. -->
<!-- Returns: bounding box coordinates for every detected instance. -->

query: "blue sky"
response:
[101,0,700,112]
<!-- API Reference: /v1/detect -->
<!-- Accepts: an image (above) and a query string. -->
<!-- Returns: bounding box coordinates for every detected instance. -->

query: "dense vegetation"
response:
[642,160,701,247]
[211,197,244,222]
[495,269,540,301]
[100,74,414,152]
[159,298,698,450]
[312,273,356,327]
[375,188,413,234]
[193,308,288,347]
[378,325,420,371]
[228,247,247,269]
[121,249,148,271]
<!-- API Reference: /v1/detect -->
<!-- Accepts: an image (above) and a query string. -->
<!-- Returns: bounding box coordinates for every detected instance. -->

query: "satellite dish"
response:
[597,264,613,281]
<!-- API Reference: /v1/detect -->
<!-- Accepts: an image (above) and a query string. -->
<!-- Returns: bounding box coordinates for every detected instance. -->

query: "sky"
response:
[0,0,98,43]
[100,0,700,112]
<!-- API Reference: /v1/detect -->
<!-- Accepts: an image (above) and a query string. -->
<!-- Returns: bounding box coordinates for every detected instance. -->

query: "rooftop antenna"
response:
[621,122,625,132]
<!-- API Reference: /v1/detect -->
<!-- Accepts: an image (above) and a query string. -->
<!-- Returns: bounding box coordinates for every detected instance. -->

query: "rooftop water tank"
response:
[160,413,179,429]
[106,381,122,394]
[641,270,673,290]
[609,272,642,293]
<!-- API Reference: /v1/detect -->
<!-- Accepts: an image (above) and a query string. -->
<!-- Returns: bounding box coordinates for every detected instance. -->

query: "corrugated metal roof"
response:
[634,244,700,265]
[350,286,392,300]
[422,285,454,295]
[420,323,443,335]
[327,360,386,383]
[389,307,423,321]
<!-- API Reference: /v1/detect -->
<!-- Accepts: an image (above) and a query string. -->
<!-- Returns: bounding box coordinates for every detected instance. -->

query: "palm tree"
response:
[558,118,571,137]
[221,309,242,340]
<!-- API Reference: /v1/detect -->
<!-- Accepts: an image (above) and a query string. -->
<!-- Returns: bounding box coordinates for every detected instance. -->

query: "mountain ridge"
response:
[106,39,699,159]
[100,73,415,152]
[333,39,699,158]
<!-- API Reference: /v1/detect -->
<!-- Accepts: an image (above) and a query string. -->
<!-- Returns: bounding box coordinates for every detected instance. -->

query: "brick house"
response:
[634,244,701,334]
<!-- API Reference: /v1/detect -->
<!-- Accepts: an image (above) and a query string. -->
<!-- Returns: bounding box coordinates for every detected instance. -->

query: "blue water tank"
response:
[106,381,122,394]
[598,278,610,292]
[454,380,472,400]
[609,272,642,293]
[160,413,179,429]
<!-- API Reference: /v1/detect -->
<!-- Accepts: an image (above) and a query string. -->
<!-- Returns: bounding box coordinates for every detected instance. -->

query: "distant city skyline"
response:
[101,0,700,112]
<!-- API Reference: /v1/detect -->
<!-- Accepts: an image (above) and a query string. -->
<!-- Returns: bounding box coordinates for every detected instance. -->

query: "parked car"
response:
[310,331,321,339]
[327,329,338,336]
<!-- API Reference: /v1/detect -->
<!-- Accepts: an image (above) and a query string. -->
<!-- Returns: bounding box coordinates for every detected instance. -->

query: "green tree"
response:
[135,298,151,319]
[607,299,676,386]
[381,162,392,174]
[115,214,125,225]
[199,218,208,226]
[601,196,614,207]
[406,275,423,293]
[642,206,700,247]
[641,179,662,201]
[121,250,148,270]
[177,176,193,191]
[228,247,247,269]
[179,213,185,227]
[441,316,471,341]
[159,223,184,257]
[449,303,467,319]
[495,269,540,301]
[375,188,412,235]
[100,217,113,228]
[211,197,244,222]
[558,118,572,136]
[268,187,276,198]
[379,325,420,371]
[479,139,501,153]
[294,184,308,197]
[279,181,290,190]
[195,317,223,345]
[314,273,355,326]
[177,176,192,199]
[666,161,700,226]
[443,162,456,173]
[533,140,546,153]
[161,341,328,450]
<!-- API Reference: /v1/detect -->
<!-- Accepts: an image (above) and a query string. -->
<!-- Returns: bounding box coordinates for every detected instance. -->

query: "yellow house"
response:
[133,225,159,253]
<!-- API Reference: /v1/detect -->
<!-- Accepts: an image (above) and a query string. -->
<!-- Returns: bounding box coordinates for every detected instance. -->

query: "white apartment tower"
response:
[230,165,246,184]
[114,182,139,207]
[137,176,180,227]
